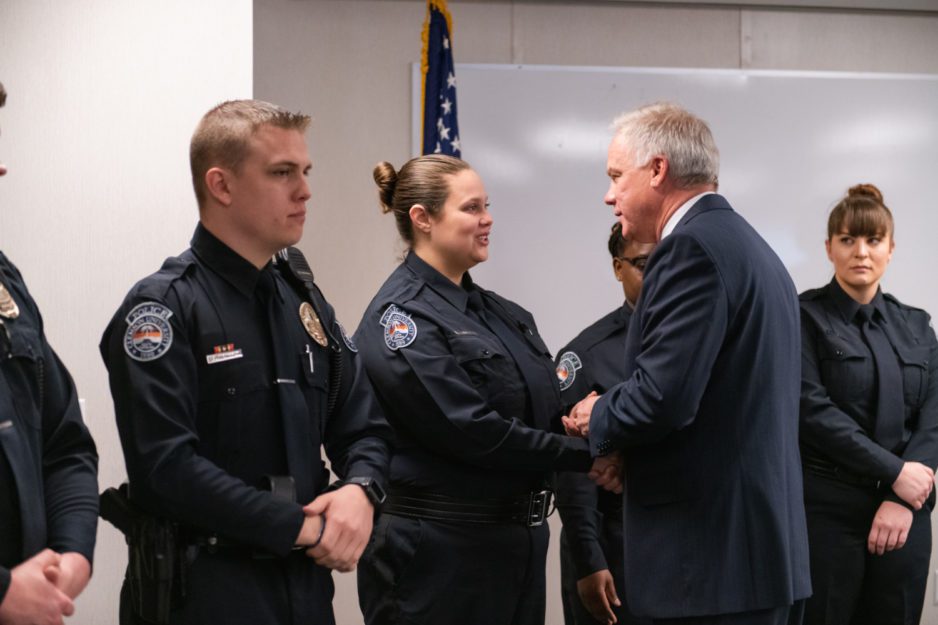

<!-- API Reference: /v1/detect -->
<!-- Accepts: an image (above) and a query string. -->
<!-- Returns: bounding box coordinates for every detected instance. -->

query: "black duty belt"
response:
[803,458,882,490]
[385,487,553,527]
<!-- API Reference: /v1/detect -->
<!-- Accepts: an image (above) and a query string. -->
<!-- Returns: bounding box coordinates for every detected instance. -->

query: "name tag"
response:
[206,349,243,364]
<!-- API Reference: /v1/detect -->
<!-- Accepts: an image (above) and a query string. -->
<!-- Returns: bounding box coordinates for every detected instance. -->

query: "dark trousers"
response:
[119,550,335,625]
[559,524,648,625]
[358,513,549,625]
[652,602,803,625]
[803,472,931,625]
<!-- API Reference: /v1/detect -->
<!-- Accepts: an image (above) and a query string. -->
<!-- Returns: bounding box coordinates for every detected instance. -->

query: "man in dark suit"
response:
[564,103,810,625]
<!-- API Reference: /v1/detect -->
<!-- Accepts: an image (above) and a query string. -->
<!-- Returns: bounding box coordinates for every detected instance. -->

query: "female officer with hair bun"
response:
[800,183,938,624]
[353,154,621,625]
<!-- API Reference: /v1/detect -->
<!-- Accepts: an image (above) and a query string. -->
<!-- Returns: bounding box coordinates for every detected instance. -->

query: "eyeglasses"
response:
[615,255,649,271]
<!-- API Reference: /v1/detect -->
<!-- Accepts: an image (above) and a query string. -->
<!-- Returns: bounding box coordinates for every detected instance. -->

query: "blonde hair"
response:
[190,100,310,207]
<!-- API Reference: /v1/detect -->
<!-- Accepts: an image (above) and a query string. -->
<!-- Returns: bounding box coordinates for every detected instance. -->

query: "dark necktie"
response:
[258,270,316,502]
[858,304,904,451]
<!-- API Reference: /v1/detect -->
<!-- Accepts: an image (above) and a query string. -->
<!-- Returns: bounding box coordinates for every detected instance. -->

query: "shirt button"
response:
[481,349,490,356]
[835,350,845,358]
[227,387,236,396]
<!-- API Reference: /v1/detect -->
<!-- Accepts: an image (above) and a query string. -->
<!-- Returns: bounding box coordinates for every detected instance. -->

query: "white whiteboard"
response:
[413,65,938,351]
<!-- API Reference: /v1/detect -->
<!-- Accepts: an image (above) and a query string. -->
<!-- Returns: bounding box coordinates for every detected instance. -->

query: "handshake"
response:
[561,391,624,495]
[295,483,375,573]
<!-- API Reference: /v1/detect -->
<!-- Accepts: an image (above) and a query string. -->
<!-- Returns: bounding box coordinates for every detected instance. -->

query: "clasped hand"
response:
[295,484,374,572]
[891,461,935,510]
[0,549,90,625]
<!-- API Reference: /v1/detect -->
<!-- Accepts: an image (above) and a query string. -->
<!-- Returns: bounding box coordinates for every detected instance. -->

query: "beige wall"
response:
[0,1,252,623]
[253,1,938,624]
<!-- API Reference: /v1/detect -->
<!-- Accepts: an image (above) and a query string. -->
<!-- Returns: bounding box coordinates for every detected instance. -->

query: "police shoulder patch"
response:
[380,305,417,351]
[123,301,174,362]
[555,351,583,391]
[337,321,358,353]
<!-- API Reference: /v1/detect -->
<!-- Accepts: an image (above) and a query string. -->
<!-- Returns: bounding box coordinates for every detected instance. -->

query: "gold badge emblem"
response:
[0,283,20,319]
[299,302,328,347]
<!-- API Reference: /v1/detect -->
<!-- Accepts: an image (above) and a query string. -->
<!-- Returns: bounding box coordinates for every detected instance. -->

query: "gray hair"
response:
[612,102,719,189]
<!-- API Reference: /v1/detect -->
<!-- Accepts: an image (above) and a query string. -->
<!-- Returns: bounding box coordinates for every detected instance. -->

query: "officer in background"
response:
[100,100,391,625]
[555,223,653,625]
[0,80,100,625]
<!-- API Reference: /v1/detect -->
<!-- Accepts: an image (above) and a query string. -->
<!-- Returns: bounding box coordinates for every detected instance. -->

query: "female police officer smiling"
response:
[353,154,621,625]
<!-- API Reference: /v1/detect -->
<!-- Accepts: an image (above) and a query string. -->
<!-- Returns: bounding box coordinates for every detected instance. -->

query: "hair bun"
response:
[373,162,399,214]
[847,183,883,203]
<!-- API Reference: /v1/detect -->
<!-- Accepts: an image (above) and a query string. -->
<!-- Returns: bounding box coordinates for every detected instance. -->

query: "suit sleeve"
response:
[589,234,728,453]
[101,290,303,557]
[357,309,591,472]
[799,310,904,483]
[0,567,9,606]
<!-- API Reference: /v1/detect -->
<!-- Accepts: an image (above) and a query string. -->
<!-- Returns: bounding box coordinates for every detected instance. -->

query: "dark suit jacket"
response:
[589,194,811,618]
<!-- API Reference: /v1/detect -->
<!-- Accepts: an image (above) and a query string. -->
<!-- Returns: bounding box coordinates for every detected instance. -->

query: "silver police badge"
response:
[380,305,417,351]
[123,302,174,362]
[555,351,583,391]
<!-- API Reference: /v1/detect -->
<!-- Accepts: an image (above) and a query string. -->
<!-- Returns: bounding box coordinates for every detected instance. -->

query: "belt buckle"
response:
[527,490,552,527]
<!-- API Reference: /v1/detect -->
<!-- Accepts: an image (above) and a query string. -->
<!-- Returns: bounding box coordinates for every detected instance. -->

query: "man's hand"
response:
[576,569,621,625]
[0,549,74,625]
[562,391,600,438]
[868,500,914,555]
[49,553,91,601]
[589,453,623,494]
[302,484,374,572]
[891,461,935,510]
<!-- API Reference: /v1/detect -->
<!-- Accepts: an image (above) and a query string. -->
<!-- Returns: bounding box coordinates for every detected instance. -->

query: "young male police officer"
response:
[0,80,100,625]
[101,100,391,625]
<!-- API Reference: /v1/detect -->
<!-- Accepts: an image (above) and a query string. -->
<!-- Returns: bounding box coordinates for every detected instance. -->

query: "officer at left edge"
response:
[0,79,100,625]
[100,99,391,625]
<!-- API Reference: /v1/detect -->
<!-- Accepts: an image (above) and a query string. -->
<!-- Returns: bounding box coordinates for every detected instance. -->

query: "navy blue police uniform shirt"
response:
[801,278,938,497]
[100,224,390,556]
[353,252,592,500]
[0,252,98,600]
[554,304,629,579]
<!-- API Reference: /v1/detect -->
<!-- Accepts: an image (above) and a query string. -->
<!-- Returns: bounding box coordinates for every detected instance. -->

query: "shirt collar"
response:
[661,191,716,239]
[191,222,268,298]
[404,251,470,312]
[827,277,887,324]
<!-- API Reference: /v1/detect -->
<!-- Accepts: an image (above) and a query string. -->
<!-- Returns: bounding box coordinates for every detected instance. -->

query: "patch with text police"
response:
[338,322,358,353]
[555,351,583,391]
[123,302,174,362]
[380,305,417,351]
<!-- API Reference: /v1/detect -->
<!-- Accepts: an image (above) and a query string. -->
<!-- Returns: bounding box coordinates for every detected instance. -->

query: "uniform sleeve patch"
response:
[556,351,583,391]
[337,321,358,353]
[123,301,174,362]
[380,305,417,351]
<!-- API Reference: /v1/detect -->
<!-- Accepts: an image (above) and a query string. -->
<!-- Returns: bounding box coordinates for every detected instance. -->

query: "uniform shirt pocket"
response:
[818,339,873,404]
[896,346,929,409]
[2,326,43,430]
[448,333,526,419]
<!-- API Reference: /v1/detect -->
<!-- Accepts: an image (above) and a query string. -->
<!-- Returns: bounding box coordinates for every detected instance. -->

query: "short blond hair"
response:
[612,102,719,189]
[189,99,311,207]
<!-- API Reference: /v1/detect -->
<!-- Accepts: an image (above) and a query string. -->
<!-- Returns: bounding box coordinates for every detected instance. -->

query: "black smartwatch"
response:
[334,477,387,508]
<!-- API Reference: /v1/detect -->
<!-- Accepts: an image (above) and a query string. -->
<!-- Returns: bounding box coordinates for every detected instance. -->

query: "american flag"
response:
[420,0,460,157]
